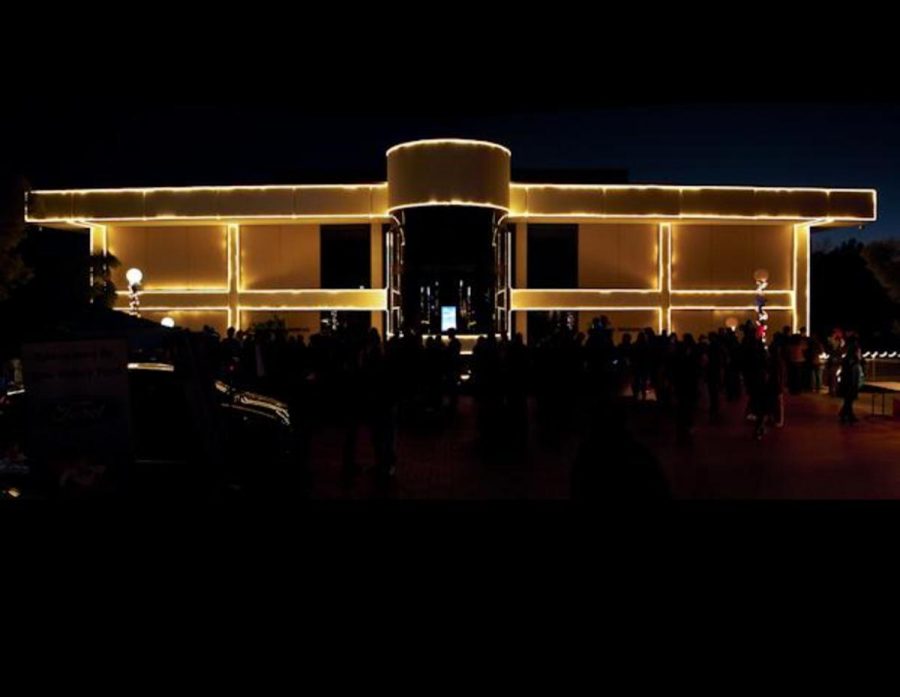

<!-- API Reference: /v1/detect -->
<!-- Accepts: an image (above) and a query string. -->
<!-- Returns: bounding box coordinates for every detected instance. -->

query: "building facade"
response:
[26,139,877,344]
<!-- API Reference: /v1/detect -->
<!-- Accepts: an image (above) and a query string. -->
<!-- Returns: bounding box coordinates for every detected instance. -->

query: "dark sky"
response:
[6,101,896,250]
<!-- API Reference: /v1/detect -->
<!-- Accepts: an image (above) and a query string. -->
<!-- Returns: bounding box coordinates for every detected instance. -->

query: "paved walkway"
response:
[305,391,900,499]
[638,392,900,499]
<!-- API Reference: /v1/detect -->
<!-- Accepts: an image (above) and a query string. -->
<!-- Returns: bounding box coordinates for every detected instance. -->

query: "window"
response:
[320,225,371,289]
[527,224,578,289]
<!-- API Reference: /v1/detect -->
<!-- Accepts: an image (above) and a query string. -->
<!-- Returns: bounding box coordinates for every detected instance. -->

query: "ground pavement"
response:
[304,391,900,500]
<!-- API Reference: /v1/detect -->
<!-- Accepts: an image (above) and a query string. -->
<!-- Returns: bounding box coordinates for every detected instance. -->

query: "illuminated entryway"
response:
[386,206,509,338]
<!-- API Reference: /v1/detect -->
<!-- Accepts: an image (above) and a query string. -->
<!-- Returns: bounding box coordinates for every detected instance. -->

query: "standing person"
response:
[825,330,845,396]
[806,333,824,393]
[746,342,769,440]
[766,343,787,428]
[706,332,725,421]
[723,328,742,402]
[787,331,806,395]
[444,328,462,413]
[362,329,397,488]
[631,331,650,401]
[504,332,530,455]
[838,338,864,425]
[673,334,701,445]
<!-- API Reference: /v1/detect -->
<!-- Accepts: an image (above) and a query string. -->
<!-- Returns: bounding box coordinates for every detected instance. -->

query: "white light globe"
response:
[161,317,175,328]
[126,268,143,286]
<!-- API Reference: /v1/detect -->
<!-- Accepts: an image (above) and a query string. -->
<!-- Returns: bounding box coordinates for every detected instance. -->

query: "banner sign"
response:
[22,340,132,495]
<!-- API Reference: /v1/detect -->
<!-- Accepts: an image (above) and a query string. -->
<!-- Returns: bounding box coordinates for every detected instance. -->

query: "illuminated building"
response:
[26,139,876,343]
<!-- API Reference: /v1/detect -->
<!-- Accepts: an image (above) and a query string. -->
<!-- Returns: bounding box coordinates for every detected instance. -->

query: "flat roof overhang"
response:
[26,183,876,228]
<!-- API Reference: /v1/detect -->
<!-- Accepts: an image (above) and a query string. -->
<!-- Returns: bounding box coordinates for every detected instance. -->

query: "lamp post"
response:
[126,267,143,317]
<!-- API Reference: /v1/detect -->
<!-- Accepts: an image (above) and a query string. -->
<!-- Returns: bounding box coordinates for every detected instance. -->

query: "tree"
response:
[0,174,32,301]
[862,239,900,304]
[812,239,900,343]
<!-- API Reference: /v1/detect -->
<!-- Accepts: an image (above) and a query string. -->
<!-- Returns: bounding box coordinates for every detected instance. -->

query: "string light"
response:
[754,268,769,341]
[27,140,877,337]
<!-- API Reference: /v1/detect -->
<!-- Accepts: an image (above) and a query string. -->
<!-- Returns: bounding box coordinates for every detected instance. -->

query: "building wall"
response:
[108,222,384,333]
[671,224,792,291]
[103,217,804,341]
[578,223,658,289]
[513,220,804,341]
[240,224,319,290]
[108,224,228,290]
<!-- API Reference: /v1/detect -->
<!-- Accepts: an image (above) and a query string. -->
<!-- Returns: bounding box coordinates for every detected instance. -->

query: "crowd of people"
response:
[187,315,867,492]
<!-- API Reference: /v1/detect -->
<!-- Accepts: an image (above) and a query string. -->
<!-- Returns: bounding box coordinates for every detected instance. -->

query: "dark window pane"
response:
[320,225,370,289]
[527,224,578,289]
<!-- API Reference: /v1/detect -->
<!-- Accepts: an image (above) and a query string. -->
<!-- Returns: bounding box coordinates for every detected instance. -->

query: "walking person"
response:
[838,338,864,425]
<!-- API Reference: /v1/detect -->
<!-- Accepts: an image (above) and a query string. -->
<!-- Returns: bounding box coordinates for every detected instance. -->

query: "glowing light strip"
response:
[666,223,673,330]
[30,183,388,195]
[510,288,660,294]
[670,289,794,296]
[512,183,876,194]
[387,201,509,213]
[805,225,811,332]
[36,181,872,198]
[116,289,228,295]
[509,213,875,222]
[128,362,175,372]
[228,224,243,328]
[239,289,388,295]
[31,214,393,223]
[239,306,388,312]
[386,139,511,157]
[657,224,663,292]
[511,304,663,312]
[673,306,794,311]
[792,224,798,333]
[116,306,229,312]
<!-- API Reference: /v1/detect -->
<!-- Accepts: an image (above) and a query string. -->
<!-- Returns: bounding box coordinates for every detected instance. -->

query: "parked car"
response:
[0,363,300,500]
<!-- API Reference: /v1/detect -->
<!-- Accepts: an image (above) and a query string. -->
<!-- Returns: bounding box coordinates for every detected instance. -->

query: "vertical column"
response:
[87,224,107,289]
[794,223,811,333]
[660,223,672,332]
[227,223,240,330]
[514,221,528,342]
[87,223,105,256]
[370,221,385,336]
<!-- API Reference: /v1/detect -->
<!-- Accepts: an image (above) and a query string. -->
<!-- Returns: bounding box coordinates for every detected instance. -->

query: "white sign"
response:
[441,306,457,333]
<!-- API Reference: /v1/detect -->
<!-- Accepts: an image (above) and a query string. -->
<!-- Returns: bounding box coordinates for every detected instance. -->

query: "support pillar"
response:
[514,222,528,342]
[227,223,240,330]
[371,221,385,336]
[660,223,672,333]
[794,223,811,333]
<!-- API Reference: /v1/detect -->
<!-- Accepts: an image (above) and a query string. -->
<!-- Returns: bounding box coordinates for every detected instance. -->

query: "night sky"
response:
[5,100,897,250]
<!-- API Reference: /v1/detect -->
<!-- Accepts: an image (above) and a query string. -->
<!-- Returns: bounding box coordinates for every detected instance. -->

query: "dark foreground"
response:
[305,392,900,500]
